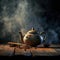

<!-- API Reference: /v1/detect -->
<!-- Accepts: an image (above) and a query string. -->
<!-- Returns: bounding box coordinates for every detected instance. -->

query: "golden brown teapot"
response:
[19,27,46,47]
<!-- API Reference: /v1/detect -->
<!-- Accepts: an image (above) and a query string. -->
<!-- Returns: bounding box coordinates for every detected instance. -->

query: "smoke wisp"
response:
[0,0,59,44]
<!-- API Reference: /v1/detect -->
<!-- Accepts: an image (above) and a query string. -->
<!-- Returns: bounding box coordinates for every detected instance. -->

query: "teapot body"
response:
[23,29,41,47]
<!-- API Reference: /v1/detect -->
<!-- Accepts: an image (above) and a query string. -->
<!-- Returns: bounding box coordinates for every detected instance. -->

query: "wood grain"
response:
[0,44,60,56]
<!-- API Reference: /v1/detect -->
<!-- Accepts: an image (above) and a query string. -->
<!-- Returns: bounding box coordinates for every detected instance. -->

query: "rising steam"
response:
[1,0,43,42]
[0,0,59,44]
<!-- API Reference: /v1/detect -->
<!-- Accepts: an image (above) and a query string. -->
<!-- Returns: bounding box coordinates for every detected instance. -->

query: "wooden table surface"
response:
[0,44,60,56]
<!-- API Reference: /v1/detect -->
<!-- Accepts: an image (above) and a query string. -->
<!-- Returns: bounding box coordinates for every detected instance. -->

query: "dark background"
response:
[0,0,60,44]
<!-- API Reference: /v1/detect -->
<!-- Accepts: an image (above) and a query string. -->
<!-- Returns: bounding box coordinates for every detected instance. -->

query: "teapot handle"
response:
[40,32,46,40]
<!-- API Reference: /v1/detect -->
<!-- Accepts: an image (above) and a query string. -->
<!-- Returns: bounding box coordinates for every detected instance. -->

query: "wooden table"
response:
[0,44,60,56]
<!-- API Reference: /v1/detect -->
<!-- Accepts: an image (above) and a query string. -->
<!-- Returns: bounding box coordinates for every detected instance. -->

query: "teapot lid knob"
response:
[32,27,34,30]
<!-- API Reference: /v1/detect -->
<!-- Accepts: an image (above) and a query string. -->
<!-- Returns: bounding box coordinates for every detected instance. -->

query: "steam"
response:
[0,0,59,44]
[1,0,43,42]
[14,0,44,34]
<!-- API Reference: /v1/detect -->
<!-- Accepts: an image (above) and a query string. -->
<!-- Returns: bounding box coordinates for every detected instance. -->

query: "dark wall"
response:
[0,0,60,44]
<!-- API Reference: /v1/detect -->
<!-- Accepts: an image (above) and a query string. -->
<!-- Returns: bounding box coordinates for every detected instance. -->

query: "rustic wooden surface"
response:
[0,44,60,56]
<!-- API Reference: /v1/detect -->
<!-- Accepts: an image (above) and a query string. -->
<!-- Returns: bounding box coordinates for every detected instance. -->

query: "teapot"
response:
[19,27,46,47]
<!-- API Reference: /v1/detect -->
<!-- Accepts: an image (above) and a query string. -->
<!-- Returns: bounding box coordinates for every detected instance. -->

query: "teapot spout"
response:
[19,31,23,43]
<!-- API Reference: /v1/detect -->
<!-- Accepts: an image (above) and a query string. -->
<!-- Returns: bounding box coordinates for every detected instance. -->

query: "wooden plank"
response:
[0,45,60,56]
[0,45,14,56]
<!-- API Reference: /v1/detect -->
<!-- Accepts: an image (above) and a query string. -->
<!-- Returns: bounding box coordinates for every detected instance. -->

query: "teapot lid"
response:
[27,27,38,34]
